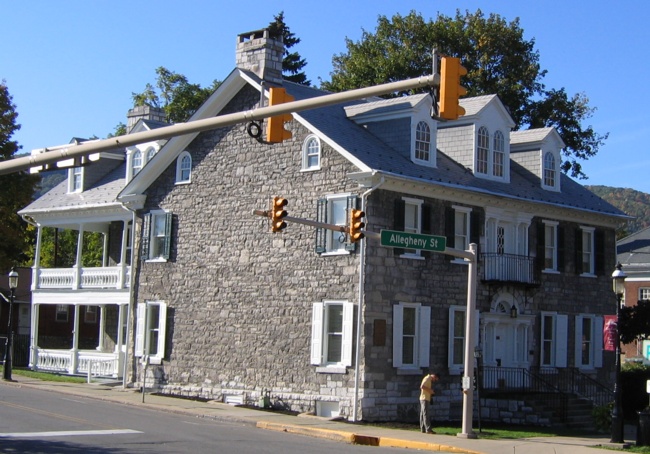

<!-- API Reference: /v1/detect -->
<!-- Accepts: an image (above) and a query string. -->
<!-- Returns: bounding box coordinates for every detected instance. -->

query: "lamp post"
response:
[611,262,626,443]
[474,346,483,433]
[3,267,18,381]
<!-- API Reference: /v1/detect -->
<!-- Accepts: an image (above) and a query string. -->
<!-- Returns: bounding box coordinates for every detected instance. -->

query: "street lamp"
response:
[474,346,483,433]
[611,262,626,443]
[3,267,18,381]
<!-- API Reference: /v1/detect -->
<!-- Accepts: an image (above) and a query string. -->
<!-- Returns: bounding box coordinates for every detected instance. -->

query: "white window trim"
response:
[580,226,596,277]
[412,119,436,167]
[475,126,509,182]
[320,193,353,256]
[135,300,167,365]
[451,205,472,264]
[542,151,560,192]
[393,302,430,373]
[542,220,559,273]
[301,134,321,171]
[400,197,425,260]
[175,151,192,184]
[575,314,603,370]
[310,300,355,372]
[447,305,479,375]
[540,312,568,368]
[68,167,84,193]
[640,288,650,301]
[144,210,172,262]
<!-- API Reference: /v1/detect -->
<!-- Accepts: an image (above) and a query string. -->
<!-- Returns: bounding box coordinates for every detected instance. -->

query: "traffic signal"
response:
[348,209,365,243]
[266,87,295,143]
[439,56,467,120]
[270,197,288,232]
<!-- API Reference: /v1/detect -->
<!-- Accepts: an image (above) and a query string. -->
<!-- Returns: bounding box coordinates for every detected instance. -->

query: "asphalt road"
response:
[0,384,409,453]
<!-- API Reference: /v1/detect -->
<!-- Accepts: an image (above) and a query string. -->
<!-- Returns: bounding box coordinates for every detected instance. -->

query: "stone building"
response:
[20,28,628,425]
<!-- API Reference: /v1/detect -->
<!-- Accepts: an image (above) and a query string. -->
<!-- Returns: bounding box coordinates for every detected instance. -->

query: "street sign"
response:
[380,229,446,252]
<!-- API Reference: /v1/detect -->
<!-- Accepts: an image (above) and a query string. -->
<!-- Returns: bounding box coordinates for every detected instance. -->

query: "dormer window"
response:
[475,126,508,181]
[493,131,505,177]
[302,135,321,171]
[477,127,489,174]
[415,121,431,162]
[68,166,83,193]
[543,152,556,188]
[146,147,156,162]
[132,150,143,176]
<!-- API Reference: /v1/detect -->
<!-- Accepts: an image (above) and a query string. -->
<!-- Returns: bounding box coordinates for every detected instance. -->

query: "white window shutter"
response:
[135,302,146,357]
[157,302,167,358]
[574,315,583,368]
[555,314,568,367]
[310,303,323,365]
[341,303,355,367]
[594,316,603,368]
[418,306,431,368]
[393,304,403,368]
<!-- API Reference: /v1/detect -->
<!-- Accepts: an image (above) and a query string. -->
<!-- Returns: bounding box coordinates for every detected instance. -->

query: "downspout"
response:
[352,175,385,422]
[119,203,138,388]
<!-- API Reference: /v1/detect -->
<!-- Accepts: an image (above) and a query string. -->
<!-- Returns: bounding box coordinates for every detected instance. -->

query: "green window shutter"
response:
[141,213,152,261]
[594,230,605,276]
[315,199,327,254]
[575,228,583,275]
[162,212,173,260]
[345,195,358,252]
[536,221,545,271]
[469,210,481,245]
[392,304,403,368]
[557,226,565,272]
[445,206,455,248]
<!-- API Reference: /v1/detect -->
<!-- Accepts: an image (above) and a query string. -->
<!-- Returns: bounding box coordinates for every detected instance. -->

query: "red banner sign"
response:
[603,315,617,352]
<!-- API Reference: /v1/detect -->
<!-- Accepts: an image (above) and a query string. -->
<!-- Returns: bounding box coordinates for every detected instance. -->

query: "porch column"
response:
[74,225,85,289]
[71,304,80,374]
[32,225,43,290]
[116,303,125,377]
[97,305,106,352]
[30,303,40,369]
[102,232,109,267]
[118,220,129,289]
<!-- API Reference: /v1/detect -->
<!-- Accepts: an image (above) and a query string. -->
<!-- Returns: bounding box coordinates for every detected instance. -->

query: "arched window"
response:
[302,135,320,170]
[476,127,489,174]
[146,147,156,163]
[415,121,431,162]
[132,150,143,176]
[175,151,192,183]
[544,152,556,187]
[493,131,504,177]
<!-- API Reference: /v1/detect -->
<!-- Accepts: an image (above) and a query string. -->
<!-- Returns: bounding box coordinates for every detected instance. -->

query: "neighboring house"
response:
[617,227,650,360]
[18,107,169,378]
[111,29,628,424]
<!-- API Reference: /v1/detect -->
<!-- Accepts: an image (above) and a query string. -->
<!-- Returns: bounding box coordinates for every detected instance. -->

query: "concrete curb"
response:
[256,421,484,453]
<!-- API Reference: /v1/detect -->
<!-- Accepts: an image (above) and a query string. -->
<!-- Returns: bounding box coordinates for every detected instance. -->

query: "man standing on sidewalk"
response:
[419,372,439,434]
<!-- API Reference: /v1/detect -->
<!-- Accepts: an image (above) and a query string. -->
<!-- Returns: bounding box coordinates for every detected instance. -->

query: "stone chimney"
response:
[236,29,284,85]
[126,105,167,133]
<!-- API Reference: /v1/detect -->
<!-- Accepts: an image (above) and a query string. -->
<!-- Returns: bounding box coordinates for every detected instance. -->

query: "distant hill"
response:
[586,185,650,237]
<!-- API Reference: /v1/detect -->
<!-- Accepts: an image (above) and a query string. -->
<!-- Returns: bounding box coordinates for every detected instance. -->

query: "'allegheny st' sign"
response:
[380,229,446,252]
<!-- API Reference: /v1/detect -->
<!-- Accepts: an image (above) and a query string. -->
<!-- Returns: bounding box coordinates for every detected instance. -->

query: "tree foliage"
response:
[268,11,310,85]
[619,300,650,345]
[132,67,221,123]
[31,228,103,268]
[0,81,39,271]
[322,9,607,179]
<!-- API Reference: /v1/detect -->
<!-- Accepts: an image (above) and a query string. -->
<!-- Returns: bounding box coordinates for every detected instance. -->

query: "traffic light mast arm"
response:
[1,73,440,176]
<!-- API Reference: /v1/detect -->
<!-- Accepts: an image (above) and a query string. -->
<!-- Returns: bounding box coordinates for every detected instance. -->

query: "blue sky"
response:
[2,1,648,192]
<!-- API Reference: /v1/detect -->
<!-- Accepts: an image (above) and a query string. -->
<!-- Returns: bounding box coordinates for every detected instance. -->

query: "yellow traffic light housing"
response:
[439,56,467,120]
[349,209,365,243]
[266,87,295,143]
[271,197,288,232]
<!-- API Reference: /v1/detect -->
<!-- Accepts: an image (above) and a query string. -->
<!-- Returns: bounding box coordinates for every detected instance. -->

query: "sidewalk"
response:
[0,375,637,454]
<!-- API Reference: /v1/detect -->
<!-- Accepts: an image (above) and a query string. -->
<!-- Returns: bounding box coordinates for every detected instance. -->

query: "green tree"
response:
[619,300,650,345]
[268,11,310,85]
[132,67,221,123]
[0,81,39,271]
[323,9,606,179]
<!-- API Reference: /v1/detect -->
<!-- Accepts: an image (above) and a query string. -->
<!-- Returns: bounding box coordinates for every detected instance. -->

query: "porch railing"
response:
[36,266,130,290]
[32,348,120,378]
[481,253,539,285]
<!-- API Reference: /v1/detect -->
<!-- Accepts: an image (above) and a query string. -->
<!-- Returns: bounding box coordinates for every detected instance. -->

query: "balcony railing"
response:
[35,266,131,290]
[481,253,539,286]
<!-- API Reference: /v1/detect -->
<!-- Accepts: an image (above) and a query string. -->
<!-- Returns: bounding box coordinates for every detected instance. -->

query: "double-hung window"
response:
[402,197,423,258]
[302,135,321,171]
[315,195,359,254]
[414,121,431,163]
[493,131,505,177]
[575,314,603,369]
[311,301,355,371]
[476,127,489,175]
[453,206,471,250]
[447,306,479,374]
[578,227,595,276]
[141,211,173,261]
[640,288,650,301]
[542,220,558,272]
[393,303,430,370]
[543,152,556,188]
[175,151,192,184]
[135,301,167,365]
[69,167,83,192]
[540,312,567,368]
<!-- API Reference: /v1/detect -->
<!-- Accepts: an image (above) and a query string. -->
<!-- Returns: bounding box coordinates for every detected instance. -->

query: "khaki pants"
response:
[419,399,432,432]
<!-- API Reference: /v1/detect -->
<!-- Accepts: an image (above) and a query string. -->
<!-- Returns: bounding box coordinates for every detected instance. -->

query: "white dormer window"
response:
[493,131,505,177]
[68,166,83,193]
[175,151,192,184]
[415,121,431,162]
[302,135,321,171]
[132,150,143,176]
[543,152,557,190]
[477,127,489,174]
[146,146,156,162]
